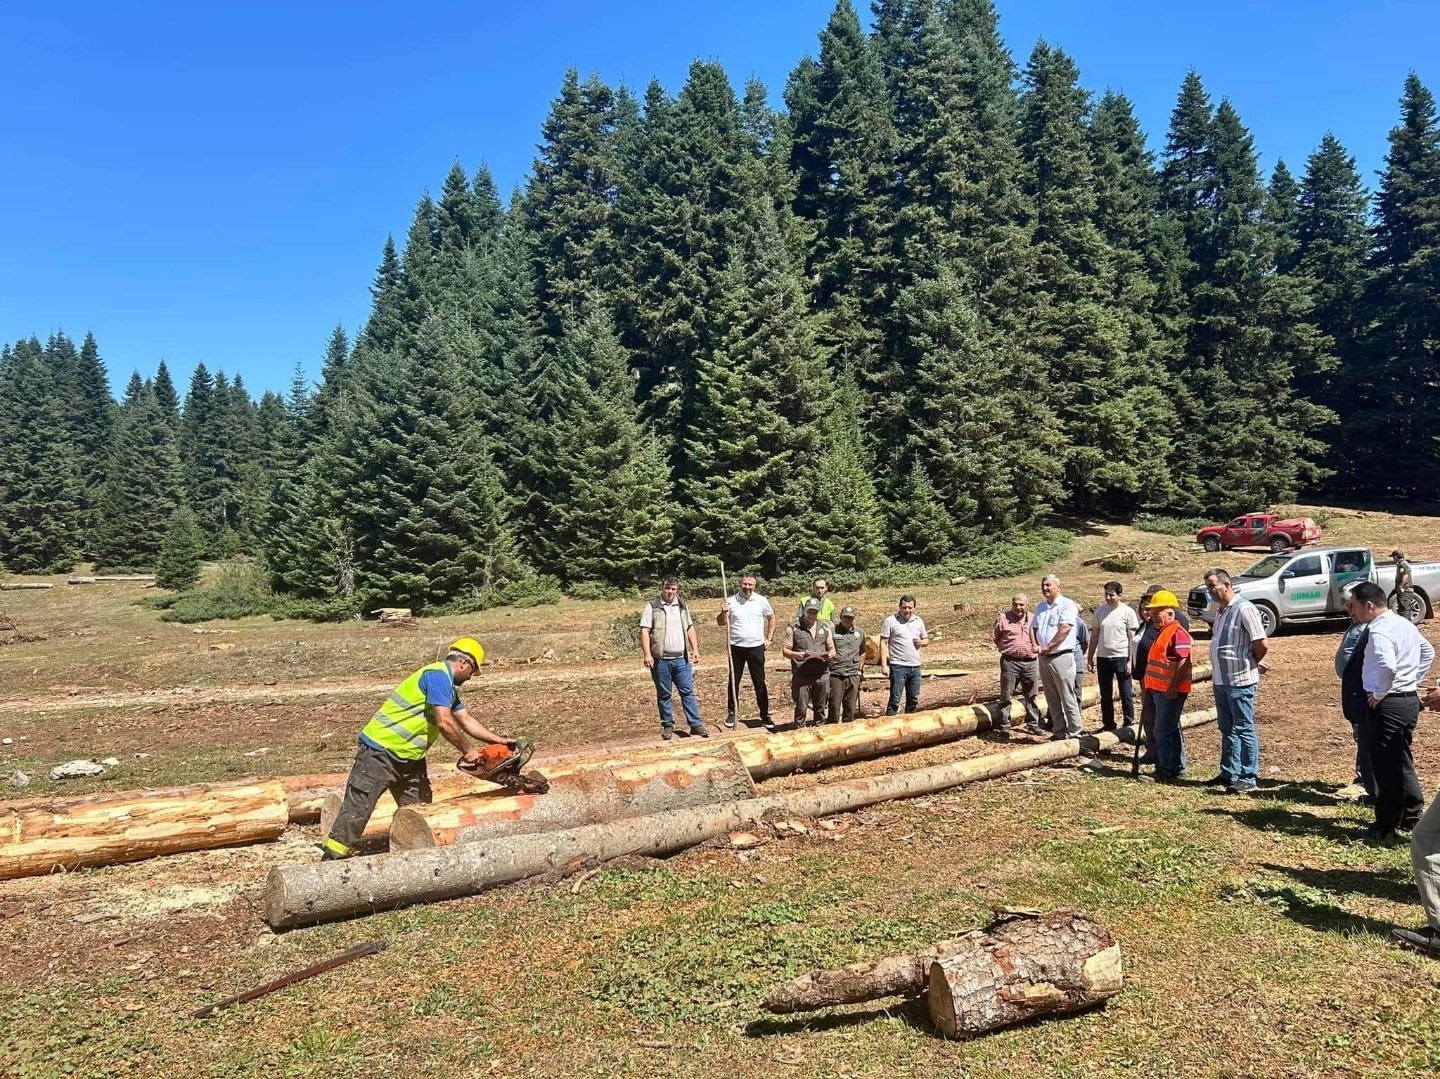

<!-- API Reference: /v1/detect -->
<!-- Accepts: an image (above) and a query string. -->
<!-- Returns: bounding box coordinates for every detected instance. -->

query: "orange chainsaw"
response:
[457,741,550,794]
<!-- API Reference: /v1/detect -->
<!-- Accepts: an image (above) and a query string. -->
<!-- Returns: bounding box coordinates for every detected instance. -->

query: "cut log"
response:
[263,709,1217,928]
[67,575,155,584]
[390,747,754,849]
[0,582,54,590]
[927,910,1123,1038]
[0,779,288,881]
[317,743,748,840]
[764,938,971,1013]
[282,773,352,825]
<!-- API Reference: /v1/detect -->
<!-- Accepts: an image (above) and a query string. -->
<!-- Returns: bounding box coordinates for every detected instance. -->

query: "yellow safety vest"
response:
[359,661,457,761]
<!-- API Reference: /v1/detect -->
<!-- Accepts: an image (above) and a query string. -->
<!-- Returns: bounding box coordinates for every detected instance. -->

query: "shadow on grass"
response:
[1259,862,1416,905]
[1242,882,1397,938]
[1201,802,1361,843]
[745,995,931,1038]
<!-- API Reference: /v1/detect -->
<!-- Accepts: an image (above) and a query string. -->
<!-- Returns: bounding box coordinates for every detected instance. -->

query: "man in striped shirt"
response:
[1203,568,1271,795]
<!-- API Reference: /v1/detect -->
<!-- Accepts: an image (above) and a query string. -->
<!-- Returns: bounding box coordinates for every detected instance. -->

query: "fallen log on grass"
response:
[0,779,288,880]
[263,709,1217,928]
[0,582,53,590]
[928,909,1123,1038]
[763,909,1122,1039]
[390,747,755,849]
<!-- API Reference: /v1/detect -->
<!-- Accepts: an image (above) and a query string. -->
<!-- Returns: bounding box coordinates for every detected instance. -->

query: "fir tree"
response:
[152,359,182,425]
[1355,74,1440,497]
[0,338,83,572]
[93,384,185,571]
[155,505,207,591]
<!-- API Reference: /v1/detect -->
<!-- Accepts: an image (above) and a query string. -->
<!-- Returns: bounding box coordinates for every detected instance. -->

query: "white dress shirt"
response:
[1362,610,1436,696]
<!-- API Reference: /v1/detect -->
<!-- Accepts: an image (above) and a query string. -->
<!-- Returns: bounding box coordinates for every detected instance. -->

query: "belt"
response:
[1001,653,1036,661]
[661,652,685,659]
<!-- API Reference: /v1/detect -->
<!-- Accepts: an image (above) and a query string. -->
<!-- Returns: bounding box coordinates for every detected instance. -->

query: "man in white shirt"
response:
[716,573,775,730]
[1032,574,1083,739]
[1350,581,1435,841]
[1087,581,1141,732]
[880,595,929,715]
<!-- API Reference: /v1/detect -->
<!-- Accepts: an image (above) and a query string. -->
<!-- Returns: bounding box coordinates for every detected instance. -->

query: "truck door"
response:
[1249,517,1267,547]
[1277,554,1328,618]
[1329,549,1371,612]
[1222,518,1248,546]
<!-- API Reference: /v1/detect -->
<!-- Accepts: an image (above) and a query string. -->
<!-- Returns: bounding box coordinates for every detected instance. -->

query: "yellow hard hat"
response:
[448,637,485,668]
[1145,590,1181,610]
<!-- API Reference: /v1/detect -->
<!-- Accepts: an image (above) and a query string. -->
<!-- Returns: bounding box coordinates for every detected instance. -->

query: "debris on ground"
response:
[8,771,30,790]
[49,759,106,780]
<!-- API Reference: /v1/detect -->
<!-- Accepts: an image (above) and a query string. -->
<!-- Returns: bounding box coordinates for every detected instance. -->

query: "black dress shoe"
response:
[1392,925,1440,958]
[1354,825,1403,845]
[1202,774,1229,787]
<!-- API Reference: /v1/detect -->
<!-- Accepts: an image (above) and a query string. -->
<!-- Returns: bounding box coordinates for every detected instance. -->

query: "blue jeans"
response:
[1214,683,1259,787]
[1151,689,1188,777]
[651,656,703,731]
[886,665,922,715]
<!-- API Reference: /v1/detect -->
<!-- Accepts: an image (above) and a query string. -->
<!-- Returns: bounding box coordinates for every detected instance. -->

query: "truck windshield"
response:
[1240,555,1291,579]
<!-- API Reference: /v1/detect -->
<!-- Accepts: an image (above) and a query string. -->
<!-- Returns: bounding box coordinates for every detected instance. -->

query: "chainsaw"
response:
[458,741,550,794]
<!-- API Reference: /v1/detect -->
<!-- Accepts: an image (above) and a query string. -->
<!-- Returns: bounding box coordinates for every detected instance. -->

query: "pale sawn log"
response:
[263,709,1217,928]
[927,909,1123,1038]
[390,746,755,849]
[0,779,288,881]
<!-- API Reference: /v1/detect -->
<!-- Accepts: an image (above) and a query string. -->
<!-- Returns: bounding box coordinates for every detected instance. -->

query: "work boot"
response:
[660,726,674,742]
[690,725,710,738]
[724,716,737,730]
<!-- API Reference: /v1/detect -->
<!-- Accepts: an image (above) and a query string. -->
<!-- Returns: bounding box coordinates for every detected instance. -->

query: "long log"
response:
[316,742,749,841]
[263,709,1218,928]
[927,910,1123,1038]
[0,582,53,590]
[0,779,288,881]
[390,747,755,849]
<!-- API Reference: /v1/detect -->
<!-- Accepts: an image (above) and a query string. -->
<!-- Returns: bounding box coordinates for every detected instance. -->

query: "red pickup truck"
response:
[1196,513,1322,554]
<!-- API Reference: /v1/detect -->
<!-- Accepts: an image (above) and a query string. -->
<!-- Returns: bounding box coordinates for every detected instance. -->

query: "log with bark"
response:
[263,709,1217,928]
[927,909,1123,1038]
[0,779,288,880]
[0,582,54,590]
[389,746,754,849]
[762,908,1122,1038]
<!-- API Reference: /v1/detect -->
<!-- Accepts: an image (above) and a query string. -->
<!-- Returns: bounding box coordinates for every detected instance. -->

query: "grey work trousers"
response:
[1039,651,1083,737]
[1411,791,1440,931]
[997,655,1041,730]
[828,671,861,723]
[792,671,830,726]
[324,741,431,857]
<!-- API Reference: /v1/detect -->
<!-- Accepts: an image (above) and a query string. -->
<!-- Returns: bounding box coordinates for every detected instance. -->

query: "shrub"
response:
[444,575,563,614]
[567,581,630,601]
[1133,514,1212,536]
[1100,554,1140,574]
[158,559,275,623]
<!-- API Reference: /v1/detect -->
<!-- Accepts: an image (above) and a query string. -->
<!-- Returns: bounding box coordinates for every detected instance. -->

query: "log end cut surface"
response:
[926,910,1123,1039]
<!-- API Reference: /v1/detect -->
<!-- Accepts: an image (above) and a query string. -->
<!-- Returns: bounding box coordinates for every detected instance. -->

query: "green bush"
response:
[269,596,361,622]
[158,560,274,623]
[1133,514,1212,536]
[567,581,631,601]
[1100,554,1140,573]
[445,575,563,614]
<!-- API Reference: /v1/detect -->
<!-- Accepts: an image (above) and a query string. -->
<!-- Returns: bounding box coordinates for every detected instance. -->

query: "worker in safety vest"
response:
[321,637,517,860]
[1140,590,1193,783]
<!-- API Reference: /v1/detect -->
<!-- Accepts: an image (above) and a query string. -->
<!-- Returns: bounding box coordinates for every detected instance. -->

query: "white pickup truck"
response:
[1186,546,1438,636]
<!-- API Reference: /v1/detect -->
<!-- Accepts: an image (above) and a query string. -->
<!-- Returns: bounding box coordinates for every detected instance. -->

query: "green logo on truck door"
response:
[1290,590,1324,602]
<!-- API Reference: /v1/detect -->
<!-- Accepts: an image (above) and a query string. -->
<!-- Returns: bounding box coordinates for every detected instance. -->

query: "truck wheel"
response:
[1202,536,1221,553]
[1253,601,1279,637]
[1389,590,1427,625]
[1268,535,1289,553]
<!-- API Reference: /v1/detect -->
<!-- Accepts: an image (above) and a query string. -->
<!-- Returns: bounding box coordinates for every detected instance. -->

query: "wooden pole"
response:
[263,709,1218,928]
[719,560,740,727]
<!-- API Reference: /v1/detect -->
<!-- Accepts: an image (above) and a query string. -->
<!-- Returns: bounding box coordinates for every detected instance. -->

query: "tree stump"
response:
[926,910,1123,1038]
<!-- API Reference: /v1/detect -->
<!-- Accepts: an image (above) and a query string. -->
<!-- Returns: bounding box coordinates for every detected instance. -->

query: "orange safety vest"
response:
[1143,621,1192,694]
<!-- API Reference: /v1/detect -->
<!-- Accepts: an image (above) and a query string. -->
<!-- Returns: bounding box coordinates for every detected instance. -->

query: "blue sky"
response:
[2,0,1436,398]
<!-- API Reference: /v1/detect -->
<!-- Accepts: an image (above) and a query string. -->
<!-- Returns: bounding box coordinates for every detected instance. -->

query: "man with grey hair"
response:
[1032,574,1083,739]
[1203,566,1270,794]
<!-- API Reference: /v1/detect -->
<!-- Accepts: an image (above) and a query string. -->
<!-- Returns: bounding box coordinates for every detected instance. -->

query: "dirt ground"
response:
[3,505,1440,1078]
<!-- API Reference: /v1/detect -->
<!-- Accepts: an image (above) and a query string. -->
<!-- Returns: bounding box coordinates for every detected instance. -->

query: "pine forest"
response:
[3,0,1438,613]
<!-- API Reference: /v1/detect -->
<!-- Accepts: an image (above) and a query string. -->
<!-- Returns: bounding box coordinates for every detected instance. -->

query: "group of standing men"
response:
[991,570,1269,794]
[641,573,933,738]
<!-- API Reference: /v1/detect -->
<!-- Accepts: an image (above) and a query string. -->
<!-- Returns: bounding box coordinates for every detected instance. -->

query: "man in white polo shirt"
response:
[716,573,775,730]
[1032,573,1083,739]
[880,594,929,715]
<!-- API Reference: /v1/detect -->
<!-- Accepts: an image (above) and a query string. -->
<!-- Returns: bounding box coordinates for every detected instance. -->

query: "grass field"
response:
[2,505,1439,1078]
